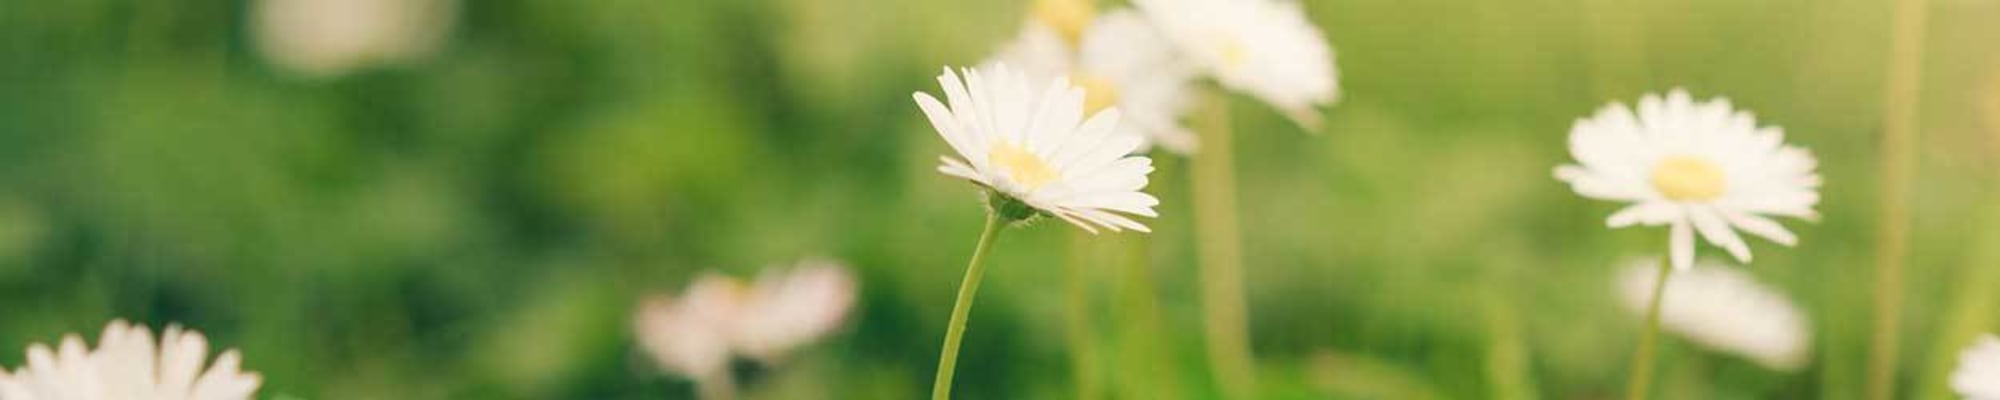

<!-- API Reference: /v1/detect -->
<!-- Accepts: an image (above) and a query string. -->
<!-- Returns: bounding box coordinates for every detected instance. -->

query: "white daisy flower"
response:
[634,261,858,380]
[987,11,1201,154]
[1616,259,1810,371]
[252,0,457,79]
[1134,0,1340,129]
[0,320,262,400]
[635,274,744,381]
[1954,335,2000,400]
[914,64,1161,233]
[1556,89,1822,271]
[728,259,858,363]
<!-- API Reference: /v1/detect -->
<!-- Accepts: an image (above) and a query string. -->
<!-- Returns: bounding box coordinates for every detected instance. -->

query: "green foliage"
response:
[0,0,1997,398]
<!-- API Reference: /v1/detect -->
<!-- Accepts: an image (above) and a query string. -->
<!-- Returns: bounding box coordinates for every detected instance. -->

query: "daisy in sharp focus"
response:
[916,63,1158,399]
[1616,258,1810,371]
[0,320,262,400]
[1134,0,1339,129]
[987,10,1201,154]
[916,64,1161,233]
[1955,335,2000,400]
[1555,89,1822,271]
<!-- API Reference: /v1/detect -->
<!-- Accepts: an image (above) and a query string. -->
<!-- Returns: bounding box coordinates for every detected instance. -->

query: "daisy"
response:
[252,0,457,79]
[1134,0,1339,129]
[727,259,859,363]
[1555,89,1822,271]
[1955,335,2000,400]
[987,10,1201,154]
[916,64,1161,233]
[635,274,742,384]
[634,261,857,398]
[1616,258,1810,371]
[915,64,1158,399]
[0,320,262,400]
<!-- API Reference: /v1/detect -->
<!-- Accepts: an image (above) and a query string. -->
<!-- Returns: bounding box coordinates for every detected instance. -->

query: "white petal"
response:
[1720,209,1799,247]
[188,350,260,400]
[1689,206,1752,263]
[1606,201,1681,228]
[915,93,978,163]
[158,326,210,398]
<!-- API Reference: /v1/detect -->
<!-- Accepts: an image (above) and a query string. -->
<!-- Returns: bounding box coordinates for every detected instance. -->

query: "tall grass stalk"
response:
[1067,230,1104,400]
[1625,259,1672,400]
[1193,91,1256,399]
[1866,0,1929,397]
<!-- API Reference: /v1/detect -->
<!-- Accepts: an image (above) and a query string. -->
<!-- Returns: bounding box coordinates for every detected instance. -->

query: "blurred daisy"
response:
[914,64,1160,233]
[1616,259,1810,371]
[1555,89,1822,271]
[728,260,859,362]
[634,261,856,388]
[1955,335,2000,399]
[1134,0,1340,129]
[1029,0,1095,46]
[987,10,1200,154]
[0,320,262,400]
[252,0,458,79]
[635,274,742,383]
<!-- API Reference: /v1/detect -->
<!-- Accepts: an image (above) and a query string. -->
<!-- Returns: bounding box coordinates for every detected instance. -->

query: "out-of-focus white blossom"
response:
[1135,0,1340,129]
[1557,90,1821,271]
[1954,335,2000,400]
[252,0,458,79]
[987,11,1200,154]
[634,260,858,381]
[1616,259,1810,371]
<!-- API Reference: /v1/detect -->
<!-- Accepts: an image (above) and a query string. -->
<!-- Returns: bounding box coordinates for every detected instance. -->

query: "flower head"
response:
[1955,335,2000,400]
[1616,259,1810,371]
[0,320,262,400]
[635,261,858,379]
[1556,90,1821,270]
[1135,0,1339,129]
[987,10,1201,154]
[252,0,457,79]
[635,275,744,380]
[1029,0,1095,46]
[915,64,1161,233]
[729,260,859,362]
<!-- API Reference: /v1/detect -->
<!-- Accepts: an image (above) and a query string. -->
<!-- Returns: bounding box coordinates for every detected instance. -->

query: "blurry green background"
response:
[2,0,1999,398]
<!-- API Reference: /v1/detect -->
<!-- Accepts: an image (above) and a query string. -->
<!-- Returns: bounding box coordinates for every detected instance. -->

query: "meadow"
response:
[1,0,1999,398]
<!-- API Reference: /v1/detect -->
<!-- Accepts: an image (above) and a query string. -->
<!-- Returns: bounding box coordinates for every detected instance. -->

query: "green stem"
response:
[1193,91,1256,399]
[1867,0,1927,398]
[696,373,737,400]
[1067,230,1103,400]
[931,210,1008,400]
[1626,259,1673,400]
[1116,232,1179,400]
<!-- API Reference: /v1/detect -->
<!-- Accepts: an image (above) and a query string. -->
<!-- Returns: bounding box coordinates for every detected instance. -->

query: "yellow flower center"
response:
[1032,0,1094,46]
[1651,156,1726,201]
[716,278,749,299]
[989,141,1059,191]
[1077,73,1120,114]
[1219,36,1249,71]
